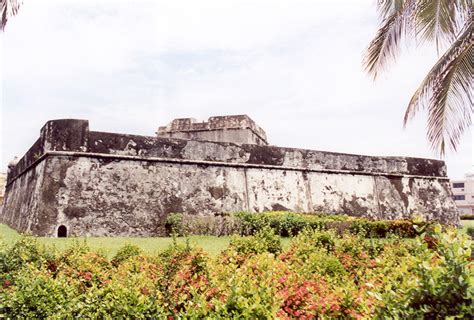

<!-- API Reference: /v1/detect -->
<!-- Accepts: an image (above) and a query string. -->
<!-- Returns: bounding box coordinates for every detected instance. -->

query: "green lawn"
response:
[0,224,291,257]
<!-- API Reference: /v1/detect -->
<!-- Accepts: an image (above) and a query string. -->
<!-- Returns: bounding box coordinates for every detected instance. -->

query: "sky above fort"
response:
[0,0,472,179]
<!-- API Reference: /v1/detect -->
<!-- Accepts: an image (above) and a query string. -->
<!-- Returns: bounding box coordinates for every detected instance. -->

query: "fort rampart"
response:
[1,118,458,236]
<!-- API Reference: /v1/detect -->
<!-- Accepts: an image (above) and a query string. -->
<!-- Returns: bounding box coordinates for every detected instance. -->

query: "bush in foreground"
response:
[0,226,472,318]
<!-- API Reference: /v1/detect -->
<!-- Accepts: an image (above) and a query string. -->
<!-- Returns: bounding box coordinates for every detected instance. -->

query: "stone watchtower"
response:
[157,115,268,146]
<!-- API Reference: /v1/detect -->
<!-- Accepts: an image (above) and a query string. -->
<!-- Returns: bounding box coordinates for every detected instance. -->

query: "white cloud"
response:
[1,0,472,179]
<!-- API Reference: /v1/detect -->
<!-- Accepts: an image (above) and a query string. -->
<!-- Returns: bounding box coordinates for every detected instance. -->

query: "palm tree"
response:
[364,0,473,157]
[1,0,21,31]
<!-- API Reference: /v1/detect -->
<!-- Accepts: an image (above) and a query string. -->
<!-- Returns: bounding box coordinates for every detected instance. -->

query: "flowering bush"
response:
[0,225,472,318]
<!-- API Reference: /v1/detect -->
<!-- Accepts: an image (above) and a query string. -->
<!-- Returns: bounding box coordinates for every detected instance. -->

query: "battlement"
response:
[157,115,268,145]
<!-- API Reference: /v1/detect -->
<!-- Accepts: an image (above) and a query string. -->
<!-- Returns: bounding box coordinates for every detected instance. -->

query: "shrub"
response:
[169,211,426,239]
[461,214,474,220]
[165,212,243,236]
[349,219,422,238]
[2,224,471,318]
[0,237,51,275]
[1,266,75,318]
[203,254,286,318]
[378,226,474,318]
[111,244,142,267]
[285,229,338,262]
[235,212,271,235]
[157,240,210,314]
[466,227,474,238]
[309,253,347,278]
[228,227,282,255]
[165,213,184,236]
[63,282,165,318]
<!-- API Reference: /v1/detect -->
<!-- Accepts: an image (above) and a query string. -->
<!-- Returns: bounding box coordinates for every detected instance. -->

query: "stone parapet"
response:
[7,119,449,186]
[6,119,89,185]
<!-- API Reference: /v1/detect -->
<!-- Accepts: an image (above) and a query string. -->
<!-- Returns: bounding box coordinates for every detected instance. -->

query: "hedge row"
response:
[166,211,429,238]
[1,226,472,318]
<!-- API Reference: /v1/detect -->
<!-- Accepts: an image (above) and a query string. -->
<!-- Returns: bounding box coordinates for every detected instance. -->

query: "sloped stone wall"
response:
[1,119,459,236]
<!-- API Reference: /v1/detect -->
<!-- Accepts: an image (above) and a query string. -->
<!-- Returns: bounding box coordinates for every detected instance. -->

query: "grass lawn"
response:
[0,224,291,257]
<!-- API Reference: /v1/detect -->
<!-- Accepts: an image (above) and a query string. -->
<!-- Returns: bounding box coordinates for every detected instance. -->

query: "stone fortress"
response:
[1,115,458,237]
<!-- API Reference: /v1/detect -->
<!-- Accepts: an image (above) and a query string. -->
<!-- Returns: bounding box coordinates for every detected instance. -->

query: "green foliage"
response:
[228,226,282,255]
[1,226,472,318]
[0,237,51,275]
[208,254,284,318]
[289,229,337,259]
[165,212,243,236]
[148,211,428,239]
[379,226,474,318]
[111,243,142,267]
[349,218,422,238]
[466,227,474,238]
[165,212,184,236]
[238,211,426,239]
[1,266,75,318]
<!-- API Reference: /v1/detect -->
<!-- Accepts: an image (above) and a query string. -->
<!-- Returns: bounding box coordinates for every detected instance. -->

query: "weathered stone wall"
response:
[1,119,459,237]
[157,115,268,145]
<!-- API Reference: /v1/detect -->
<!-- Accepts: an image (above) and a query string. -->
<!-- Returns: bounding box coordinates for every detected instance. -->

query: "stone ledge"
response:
[5,150,451,188]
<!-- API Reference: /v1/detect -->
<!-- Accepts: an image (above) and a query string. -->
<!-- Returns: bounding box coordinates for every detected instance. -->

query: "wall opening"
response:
[58,225,67,238]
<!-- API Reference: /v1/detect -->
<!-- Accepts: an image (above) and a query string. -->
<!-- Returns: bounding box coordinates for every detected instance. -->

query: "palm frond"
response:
[1,0,21,31]
[377,0,406,20]
[454,0,472,22]
[364,0,416,80]
[415,0,459,51]
[404,12,473,156]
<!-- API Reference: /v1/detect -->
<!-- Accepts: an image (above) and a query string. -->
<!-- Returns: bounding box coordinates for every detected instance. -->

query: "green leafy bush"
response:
[1,226,471,318]
[378,226,474,318]
[1,266,75,318]
[228,226,282,255]
[165,213,184,236]
[164,211,427,239]
[467,227,474,238]
[111,244,142,267]
[0,237,51,275]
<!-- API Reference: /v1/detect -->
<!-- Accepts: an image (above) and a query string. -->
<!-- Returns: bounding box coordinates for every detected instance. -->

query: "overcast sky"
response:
[0,0,472,179]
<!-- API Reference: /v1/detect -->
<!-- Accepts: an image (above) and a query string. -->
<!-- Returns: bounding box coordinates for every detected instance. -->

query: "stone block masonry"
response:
[157,115,268,146]
[1,117,459,237]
